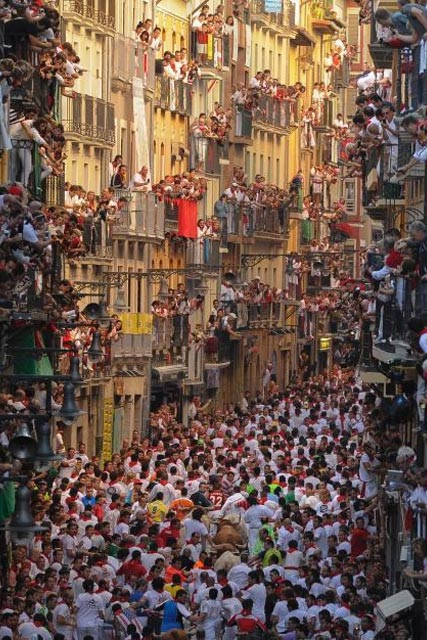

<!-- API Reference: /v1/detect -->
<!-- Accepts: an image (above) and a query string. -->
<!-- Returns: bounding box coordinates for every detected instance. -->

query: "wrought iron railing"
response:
[234,108,253,138]
[250,0,293,27]
[63,0,115,29]
[186,237,220,267]
[111,191,165,239]
[253,203,281,234]
[154,76,192,115]
[253,96,294,131]
[63,93,115,143]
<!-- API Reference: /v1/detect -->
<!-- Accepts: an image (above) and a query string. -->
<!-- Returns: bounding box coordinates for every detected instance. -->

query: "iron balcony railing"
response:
[329,58,351,89]
[9,140,43,199]
[111,192,165,240]
[111,333,152,360]
[189,135,225,175]
[253,95,296,131]
[253,203,281,234]
[186,237,220,268]
[250,0,294,28]
[235,300,288,330]
[189,33,224,70]
[43,175,65,208]
[151,315,190,367]
[154,76,192,115]
[234,108,253,138]
[63,93,115,144]
[112,38,155,90]
[63,0,116,30]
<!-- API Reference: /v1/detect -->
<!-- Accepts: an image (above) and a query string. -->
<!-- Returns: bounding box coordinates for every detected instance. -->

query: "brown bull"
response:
[212,518,246,550]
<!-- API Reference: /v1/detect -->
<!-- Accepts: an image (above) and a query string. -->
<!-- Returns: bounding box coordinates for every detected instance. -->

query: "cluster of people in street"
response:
[0,363,417,639]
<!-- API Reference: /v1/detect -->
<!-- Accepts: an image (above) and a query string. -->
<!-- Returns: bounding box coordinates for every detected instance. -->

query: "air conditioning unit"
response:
[375,590,415,633]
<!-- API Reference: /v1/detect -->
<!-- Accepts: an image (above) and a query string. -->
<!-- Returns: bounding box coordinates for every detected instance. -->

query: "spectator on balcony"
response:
[223,15,234,35]
[249,71,263,89]
[9,111,49,187]
[130,165,150,192]
[150,27,162,52]
[134,21,145,43]
[397,0,427,42]
[406,221,427,316]
[382,102,399,179]
[109,154,123,186]
[396,115,427,179]
[111,164,128,189]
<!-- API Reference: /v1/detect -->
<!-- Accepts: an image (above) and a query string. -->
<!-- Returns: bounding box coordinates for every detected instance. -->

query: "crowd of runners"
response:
[0,367,418,640]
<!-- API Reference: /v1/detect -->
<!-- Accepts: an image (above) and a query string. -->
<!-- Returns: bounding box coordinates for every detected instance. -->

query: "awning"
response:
[151,365,187,383]
[292,27,316,46]
[311,19,339,34]
[204,361,231,370]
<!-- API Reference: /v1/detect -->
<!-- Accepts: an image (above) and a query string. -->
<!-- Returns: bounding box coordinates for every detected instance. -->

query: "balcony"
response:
[236,300,288,330]
[63,93,115,146]
[63,0,116,33]
[310,0,346,32]
[111,331,152,361]
[253,203,282,237]
[363,144,406,218]
[112,39,155,93]
[80,218,113,261]
[189,136,225,175]
[186,237,220,269]
[250,0,294,30]
[368,9,394,69]
[112,35,136,91]
[205,328,235,366]
[253,95,297,134]
[43,175,65,208]
[232,108,253,144]
[312,98,334,132]
[111,192,164,242]
[329,58,350,89]
[164,199,178,232]
[151,315,190,380]
[226,203,254,241]
[154,76,191,116]
[190,33,224,71]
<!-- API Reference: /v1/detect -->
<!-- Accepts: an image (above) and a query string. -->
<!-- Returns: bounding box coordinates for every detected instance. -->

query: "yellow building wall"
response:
[153,7,189,183]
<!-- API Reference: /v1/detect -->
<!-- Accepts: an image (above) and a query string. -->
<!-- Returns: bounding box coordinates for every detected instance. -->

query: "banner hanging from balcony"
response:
[133,78,151,179]
[177,199,198,238]
[119,313,153,334]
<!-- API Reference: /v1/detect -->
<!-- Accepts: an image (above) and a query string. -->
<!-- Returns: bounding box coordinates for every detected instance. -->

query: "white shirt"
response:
[183,518,209,541]
[53,603,73,640]
[243,583,266,621]
[75,591,104,626]
[227,562,251,590]
[244,504,274,528]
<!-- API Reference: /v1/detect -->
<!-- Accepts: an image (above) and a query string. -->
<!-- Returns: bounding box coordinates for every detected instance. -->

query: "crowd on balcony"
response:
[232,74,304,127]
[190,110,232,172]
[341,92,402,206]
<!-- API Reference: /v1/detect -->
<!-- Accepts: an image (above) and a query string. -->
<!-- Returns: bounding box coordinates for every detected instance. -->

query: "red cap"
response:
[8,185,23,197]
